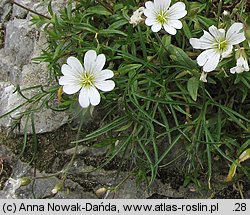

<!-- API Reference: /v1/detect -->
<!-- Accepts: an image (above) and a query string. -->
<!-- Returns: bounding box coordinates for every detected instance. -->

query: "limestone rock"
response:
[0,1,69,133]
[5,19,36,67]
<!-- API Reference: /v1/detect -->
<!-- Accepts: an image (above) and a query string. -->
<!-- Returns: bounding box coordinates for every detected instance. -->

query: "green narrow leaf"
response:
[197,15,217,28]
[48,0,54,16]
[109,19,128,29]
[115,121,133,132]
[118,64,142,75]
[86,5,112,16]
[168,45,198,70]
[187,77,199,101]
[182,21,192,39]
[99,29,127,37]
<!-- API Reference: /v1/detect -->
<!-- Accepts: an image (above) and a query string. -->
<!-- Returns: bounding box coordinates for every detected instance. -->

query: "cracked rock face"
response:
[0,1,68,133]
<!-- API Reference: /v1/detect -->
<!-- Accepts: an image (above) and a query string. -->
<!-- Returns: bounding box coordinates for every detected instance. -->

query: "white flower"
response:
[129,7,145,27]
[59,50,115,108]
[230,48,249,74]
[144,0,187,34]
[190,23,246,72]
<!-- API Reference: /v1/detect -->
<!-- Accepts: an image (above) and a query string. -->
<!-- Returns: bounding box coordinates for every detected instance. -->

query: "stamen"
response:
[156,10,168,24]
[81,72,95,87]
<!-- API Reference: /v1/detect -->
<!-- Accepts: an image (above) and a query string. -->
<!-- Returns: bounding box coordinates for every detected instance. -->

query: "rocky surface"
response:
[0,142,194,199]
[1,125,249,199]
[0,0,68,134]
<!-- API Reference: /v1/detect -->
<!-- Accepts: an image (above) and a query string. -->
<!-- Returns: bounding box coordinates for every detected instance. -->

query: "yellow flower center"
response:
[81,72,95,87]
[156,10,168,24]
[215,40,228,52]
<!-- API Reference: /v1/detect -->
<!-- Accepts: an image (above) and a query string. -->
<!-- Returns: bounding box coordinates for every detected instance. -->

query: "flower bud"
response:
[52,183,63,194]
[19,177,31,186]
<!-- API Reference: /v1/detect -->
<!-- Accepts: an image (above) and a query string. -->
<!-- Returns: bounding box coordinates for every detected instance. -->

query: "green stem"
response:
[217,0,223,27]
[10,0,51,20]
[95,0,113,13]
[61,108,87,182]
[155,32,169,54]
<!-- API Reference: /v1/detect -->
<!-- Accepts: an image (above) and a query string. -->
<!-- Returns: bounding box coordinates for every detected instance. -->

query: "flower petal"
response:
[237,56,249,71]
[89,86,101,106]
[167,19,182,29]
[190,30,215,49]
[92,54,106,74]
[230,66,244,74]
[59,76,79,85]
[163,24,177,35]
[143,9,155,19]
[197,49,220,72]
[78,86,101,108]
[208,25,225,41]
[145,1,154,10]
[95,69,114,82]
[168,2,187,20]
[78,87,90,108]
[145,18,157,26]
[95,80,115,92]
[154,0,171,10]
[67,57,84,75]
[61,64,74,76]
[84,50,97,72]
[221,44,233,58]
[226,22,245,45]
[62,84,81,95]
[151,23,162,32]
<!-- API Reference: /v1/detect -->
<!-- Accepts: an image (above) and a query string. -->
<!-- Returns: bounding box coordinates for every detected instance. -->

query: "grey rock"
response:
[0,51,21,83]
[0,0,12,23]
[0,2,69,134]
[67,159,187,199]
[12,0,30,19]
[0,144,97,199]
[5,19,36,67]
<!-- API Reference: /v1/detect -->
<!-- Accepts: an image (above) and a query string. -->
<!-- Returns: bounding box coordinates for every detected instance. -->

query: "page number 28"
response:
[234,203,246,211]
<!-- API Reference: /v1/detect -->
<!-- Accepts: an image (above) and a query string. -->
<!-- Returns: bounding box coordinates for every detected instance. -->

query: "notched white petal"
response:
[143,9,154,19]
[208,25,225,41]
[95,80,115,92]
[89,87,101,106]
[190,31,214,49]
[168,2,187,20]
[62,84,81,95]
[59,76,79,86]
[93,54,106,73]
[151,23,162,32]
[145,18,156,26]
[61,64,74,76]
[168,19,182,29]
[84,50,97,72]
[226,23,246,45]
[163,24,177,35]
[67,57,84,74]
[78,87,90,108]
[197,49,220,72]
[145,1,154,10]
[95,69,114,82]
